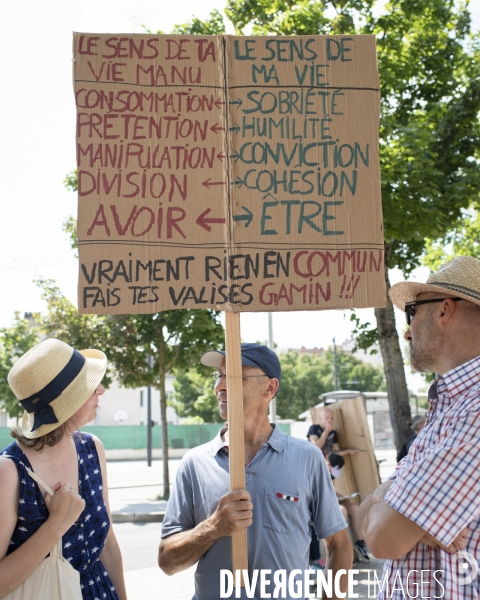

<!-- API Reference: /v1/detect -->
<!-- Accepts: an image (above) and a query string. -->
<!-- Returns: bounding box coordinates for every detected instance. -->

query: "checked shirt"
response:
[379,356,480,599]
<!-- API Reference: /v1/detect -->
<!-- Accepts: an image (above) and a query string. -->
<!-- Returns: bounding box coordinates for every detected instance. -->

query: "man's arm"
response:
[322,528,352,600]
[308,430,331,451]
[359,481,425,559]
[359,481,467,559]
[159,489,252,575]
[332,443,359,457]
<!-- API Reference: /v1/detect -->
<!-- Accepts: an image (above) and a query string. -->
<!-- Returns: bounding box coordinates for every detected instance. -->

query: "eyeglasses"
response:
[210,372,269,384]
[405,298,462,326]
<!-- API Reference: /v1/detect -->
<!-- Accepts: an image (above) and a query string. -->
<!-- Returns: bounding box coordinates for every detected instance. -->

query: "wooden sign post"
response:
[73,32,385,580]
[225,312,248,577]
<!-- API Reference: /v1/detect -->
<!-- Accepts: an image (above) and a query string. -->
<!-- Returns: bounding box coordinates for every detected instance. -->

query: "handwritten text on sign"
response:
[74,34,385,313]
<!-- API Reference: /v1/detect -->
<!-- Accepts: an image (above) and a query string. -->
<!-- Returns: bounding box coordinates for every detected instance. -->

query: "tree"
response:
[103,310,224,497]
[170,370,220,423]
[37,280,224,499]
[276,350,385,420]
[422,208,480,270]
[0,313,40,419]
[177,0,480,450]
[170,8,226,35]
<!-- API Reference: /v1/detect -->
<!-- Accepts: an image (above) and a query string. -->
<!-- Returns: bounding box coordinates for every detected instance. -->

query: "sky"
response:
[0,0,478,393]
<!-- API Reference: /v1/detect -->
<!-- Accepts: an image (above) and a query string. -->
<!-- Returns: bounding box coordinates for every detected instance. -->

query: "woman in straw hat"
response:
[0,338,127,599]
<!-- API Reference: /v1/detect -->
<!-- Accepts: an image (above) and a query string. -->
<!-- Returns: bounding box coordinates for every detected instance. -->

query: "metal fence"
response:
[0,423,291,451]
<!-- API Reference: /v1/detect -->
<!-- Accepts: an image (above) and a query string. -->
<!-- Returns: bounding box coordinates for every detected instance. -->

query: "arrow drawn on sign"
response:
[215,98,225,108]
[229,98,243,108]
[210,124,225,134]
[231,177,244,188]
[233,206,253,228]
[217,152,226,162]
[202,177,225,190]
[229,151,240,162]
[203,178,226,189]
[229,123,240,134]
[196,209,226,232]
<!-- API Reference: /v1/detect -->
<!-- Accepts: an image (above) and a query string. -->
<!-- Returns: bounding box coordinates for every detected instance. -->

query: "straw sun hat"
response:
[389,256,480,311]
[8,338,107,439]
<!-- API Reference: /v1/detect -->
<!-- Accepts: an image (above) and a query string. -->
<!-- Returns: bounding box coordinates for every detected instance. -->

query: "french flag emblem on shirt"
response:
[276,492,299,502]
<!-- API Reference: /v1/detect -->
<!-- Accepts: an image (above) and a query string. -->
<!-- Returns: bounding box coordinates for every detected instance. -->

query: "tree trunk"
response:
[158,337,170,499]
[374,260,412,451]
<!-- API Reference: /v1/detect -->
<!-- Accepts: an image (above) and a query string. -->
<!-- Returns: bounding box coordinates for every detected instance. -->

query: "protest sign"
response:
[73,32,385,579]
[74,33,385,315]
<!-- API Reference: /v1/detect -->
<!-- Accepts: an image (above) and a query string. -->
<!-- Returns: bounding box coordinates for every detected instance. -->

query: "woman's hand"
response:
[45,482,85,534]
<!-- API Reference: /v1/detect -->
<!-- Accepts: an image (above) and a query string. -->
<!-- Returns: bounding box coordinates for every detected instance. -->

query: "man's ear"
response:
[438,298,459,324]
[265,378,279,398]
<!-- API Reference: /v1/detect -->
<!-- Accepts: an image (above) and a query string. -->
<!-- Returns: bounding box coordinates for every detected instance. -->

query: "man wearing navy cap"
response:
[159,343,352,599]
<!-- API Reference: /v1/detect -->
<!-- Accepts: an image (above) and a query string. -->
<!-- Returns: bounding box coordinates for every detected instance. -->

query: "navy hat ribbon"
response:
[20,349,86,431]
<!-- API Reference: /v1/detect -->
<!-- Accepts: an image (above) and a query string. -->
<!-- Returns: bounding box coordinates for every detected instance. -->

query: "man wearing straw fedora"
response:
[0,338,127,599]
[359,256,480,598]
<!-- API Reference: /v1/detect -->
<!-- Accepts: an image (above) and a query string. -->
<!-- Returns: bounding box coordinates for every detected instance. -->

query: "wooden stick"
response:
[225,311,248,584]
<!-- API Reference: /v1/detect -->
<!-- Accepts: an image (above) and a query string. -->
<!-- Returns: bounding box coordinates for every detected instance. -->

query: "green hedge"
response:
[0,423,291,451]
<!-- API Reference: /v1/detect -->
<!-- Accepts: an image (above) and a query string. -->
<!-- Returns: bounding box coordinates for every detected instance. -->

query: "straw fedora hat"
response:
[389,256,480,311]
[8,338,107,439]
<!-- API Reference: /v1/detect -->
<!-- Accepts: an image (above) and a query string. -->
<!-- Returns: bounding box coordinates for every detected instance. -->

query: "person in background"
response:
[326,457,371,563]
[307,407,360,459]
[396,415,426,462]
[307,408,368,563]
[0,338,127,600]
[309,454,371,566]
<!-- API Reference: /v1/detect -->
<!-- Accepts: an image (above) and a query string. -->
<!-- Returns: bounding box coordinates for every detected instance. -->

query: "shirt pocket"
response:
[263,485,300,534]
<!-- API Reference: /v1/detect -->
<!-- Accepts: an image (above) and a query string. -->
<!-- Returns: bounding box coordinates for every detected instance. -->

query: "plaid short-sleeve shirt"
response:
[379,356,480,599]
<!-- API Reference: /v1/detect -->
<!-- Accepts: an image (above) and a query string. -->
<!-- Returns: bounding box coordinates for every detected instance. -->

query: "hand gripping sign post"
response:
[73,33,385,581]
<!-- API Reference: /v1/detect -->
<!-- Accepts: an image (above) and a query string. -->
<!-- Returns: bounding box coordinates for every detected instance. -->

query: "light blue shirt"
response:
[161,424,347,599]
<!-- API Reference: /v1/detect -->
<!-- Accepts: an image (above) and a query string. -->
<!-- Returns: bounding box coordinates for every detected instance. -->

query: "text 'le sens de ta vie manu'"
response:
[78,35,356,87]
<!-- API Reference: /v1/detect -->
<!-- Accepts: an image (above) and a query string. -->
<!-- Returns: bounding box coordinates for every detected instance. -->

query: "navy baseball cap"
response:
[201,343,281,382]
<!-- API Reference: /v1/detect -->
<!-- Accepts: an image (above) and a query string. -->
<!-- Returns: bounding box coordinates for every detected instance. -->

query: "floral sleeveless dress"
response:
[2,431,119,600]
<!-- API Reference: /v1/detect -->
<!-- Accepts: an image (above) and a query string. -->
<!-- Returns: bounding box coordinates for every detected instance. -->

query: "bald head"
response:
[318,408,334,428]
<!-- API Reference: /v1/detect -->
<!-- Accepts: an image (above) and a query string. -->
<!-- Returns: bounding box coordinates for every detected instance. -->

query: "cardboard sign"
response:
[310,396,380,502]
[73,34,385,314]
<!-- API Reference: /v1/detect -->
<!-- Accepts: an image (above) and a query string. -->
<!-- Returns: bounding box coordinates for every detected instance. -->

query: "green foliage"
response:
[35,278,115,387]
[423,208,480,271]
[0,313,40,419]
[64,170,78,193]
[349,311,379,355]
[36,278,225,391]
[102,310,225,390]
[225,0,375,35]
[170,370,220,423]
[275,349,385,420]
[63,215,78,255]
[171,9,227,34]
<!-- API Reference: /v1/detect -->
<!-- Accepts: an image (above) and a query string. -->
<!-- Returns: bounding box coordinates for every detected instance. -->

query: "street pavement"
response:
[108,452,396,599]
